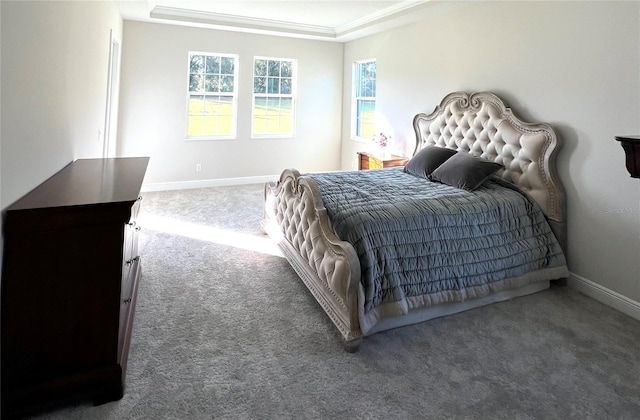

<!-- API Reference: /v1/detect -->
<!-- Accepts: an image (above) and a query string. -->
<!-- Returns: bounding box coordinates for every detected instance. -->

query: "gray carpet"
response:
[34,184,640,419]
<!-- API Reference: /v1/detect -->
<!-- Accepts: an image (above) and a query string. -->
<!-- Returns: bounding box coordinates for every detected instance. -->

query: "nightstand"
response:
[357,152,409,170]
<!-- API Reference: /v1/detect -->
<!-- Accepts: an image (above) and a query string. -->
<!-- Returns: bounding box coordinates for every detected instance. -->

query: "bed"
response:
[263,91,569,352]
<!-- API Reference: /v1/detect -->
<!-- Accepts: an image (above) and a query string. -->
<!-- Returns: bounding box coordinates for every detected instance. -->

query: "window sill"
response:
[251,135,294,140]
[185,136,236,141]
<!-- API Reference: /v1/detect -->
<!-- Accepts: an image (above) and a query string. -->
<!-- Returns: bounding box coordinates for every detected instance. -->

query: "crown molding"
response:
[147,1,432,42]
[150,5,337,39]
[335,0,430,37]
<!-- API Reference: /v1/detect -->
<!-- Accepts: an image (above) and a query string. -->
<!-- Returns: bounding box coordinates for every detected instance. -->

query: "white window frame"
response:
[186,51,239,141]
[351,58,377,142]
[251,56,297,139]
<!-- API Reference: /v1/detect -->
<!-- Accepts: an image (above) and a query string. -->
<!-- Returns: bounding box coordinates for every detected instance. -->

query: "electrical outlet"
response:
[195,164,202,172]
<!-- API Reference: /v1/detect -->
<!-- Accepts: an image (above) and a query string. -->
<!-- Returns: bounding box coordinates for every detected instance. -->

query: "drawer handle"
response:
[127,221,136,227]
[135,226,141,232]
[123,297,132,304]
[125,256,140,265]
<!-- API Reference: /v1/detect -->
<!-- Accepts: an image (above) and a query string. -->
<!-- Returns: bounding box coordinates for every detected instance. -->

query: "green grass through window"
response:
[188,97,294,137]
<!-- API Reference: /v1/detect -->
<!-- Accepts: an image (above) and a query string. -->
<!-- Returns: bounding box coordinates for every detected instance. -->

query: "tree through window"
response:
[252,57,296,137]
[353,59,376,140]
[187,52,238,139]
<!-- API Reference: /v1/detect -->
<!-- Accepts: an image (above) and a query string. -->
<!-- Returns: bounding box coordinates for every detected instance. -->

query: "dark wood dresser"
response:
[1,157,149,418]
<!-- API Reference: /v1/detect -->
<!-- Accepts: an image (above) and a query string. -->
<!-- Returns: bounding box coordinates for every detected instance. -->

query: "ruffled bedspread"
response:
[309,167,568,317]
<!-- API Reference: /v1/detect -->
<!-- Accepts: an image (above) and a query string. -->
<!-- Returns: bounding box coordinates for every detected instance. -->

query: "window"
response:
[252,57,296,137]
[187,52,238,139]
[353,59,376,140]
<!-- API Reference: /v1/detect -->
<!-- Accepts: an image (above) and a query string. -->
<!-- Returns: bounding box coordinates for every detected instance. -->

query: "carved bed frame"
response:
[263,92,566,352]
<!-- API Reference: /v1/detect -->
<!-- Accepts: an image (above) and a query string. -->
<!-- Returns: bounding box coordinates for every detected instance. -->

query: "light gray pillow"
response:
[430,152,503,191]
[404,146,457,179]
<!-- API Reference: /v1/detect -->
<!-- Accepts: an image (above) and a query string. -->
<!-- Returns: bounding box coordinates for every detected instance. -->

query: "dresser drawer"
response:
[357,152,408,170]
[118,256,140,371]
[122,198,142,281]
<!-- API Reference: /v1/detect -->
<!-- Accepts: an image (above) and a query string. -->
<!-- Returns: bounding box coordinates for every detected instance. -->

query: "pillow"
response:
[430,152,503,191]
[404,146,457,179]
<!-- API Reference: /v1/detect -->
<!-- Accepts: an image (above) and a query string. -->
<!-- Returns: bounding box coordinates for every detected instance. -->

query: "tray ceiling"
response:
[115,0,433,41]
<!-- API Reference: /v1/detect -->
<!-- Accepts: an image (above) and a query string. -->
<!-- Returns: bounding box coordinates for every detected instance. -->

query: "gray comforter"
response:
[309,167,567,315]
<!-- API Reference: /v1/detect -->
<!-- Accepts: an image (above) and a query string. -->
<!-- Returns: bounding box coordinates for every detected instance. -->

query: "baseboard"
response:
[141,175,279,192]
[568,272,640,322]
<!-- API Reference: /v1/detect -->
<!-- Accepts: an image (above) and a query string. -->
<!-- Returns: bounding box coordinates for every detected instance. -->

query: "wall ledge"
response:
[141,175,279,192]
[568,272,640,322]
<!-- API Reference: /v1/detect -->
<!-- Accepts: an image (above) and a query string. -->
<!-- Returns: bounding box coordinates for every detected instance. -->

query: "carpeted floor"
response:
[34,184,640,419]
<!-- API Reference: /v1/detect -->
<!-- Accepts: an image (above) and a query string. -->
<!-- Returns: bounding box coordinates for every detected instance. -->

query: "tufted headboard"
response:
[413,91,566,249]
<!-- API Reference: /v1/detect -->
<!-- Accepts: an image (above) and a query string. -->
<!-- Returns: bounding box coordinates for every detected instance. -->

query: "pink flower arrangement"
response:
[374,132,391,148]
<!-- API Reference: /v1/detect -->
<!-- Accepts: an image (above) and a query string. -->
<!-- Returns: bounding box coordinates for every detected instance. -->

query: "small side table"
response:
[357,152,408,170]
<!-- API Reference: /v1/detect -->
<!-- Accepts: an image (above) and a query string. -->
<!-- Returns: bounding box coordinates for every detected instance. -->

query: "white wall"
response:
[1,0,123,208]
[342,1,640,303]
[117,22,344,186]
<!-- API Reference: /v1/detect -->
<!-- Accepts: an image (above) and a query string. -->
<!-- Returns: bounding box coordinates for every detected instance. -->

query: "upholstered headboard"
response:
[413,92,566,249]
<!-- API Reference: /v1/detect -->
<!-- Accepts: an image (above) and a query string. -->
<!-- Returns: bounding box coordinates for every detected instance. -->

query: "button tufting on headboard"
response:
[412,92,566,236]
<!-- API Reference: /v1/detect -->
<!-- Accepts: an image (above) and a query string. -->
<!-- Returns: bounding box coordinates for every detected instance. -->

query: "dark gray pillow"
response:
[404,146,457,179]
[430,152,503,191]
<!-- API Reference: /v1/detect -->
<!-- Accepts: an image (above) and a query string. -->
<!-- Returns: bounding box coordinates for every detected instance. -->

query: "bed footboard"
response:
[263,169,362,352]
